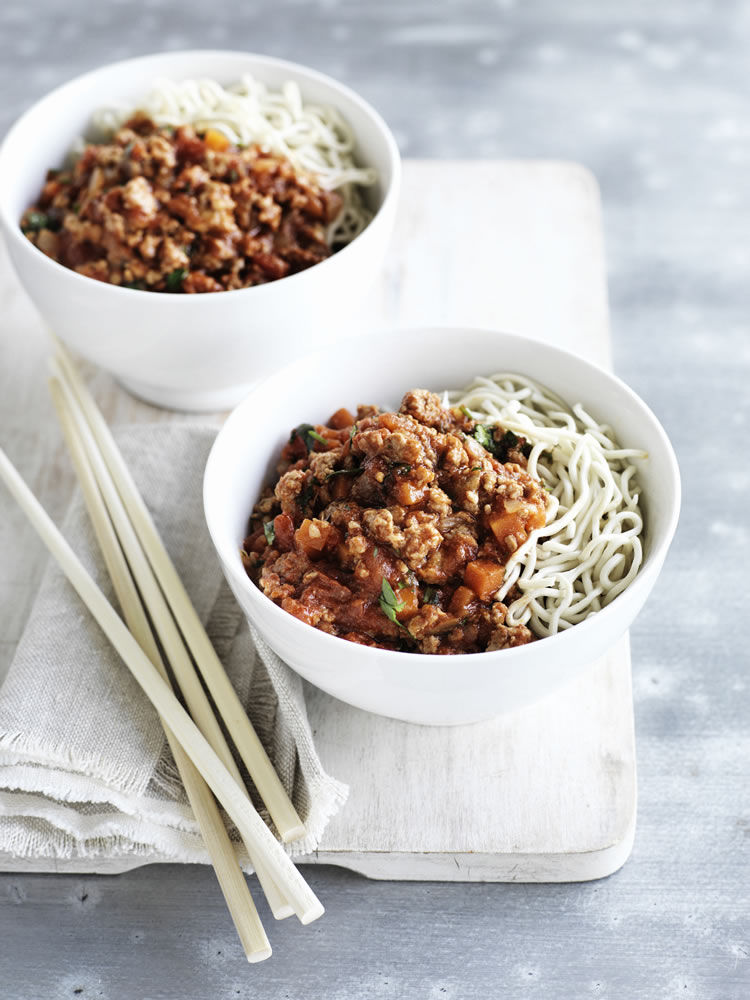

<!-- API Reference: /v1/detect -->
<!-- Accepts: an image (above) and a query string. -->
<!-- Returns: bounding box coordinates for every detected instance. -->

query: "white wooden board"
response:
[0,160,635,881]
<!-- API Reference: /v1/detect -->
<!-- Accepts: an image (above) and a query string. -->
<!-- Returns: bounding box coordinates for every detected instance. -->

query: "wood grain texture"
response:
[0,160,634,884]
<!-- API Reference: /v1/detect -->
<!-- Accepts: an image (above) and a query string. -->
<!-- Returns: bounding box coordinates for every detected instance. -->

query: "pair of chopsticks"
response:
[0,343,323,962]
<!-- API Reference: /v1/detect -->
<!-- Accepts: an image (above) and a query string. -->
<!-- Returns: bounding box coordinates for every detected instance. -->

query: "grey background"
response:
[1,1,748,997]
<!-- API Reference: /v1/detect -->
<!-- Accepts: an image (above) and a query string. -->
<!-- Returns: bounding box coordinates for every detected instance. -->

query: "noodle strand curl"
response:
[449,374,647,637]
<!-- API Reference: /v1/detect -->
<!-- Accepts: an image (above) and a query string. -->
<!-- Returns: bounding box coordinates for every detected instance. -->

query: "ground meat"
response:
[243,389,549,655]
[20,113,343,292]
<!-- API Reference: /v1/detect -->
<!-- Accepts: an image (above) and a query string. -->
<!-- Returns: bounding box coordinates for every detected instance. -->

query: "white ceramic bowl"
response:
[0,51,400,411]
[204,327,680,725]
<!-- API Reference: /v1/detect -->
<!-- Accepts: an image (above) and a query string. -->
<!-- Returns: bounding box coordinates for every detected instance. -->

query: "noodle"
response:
[87,76,378,246]
[448,374,647,637]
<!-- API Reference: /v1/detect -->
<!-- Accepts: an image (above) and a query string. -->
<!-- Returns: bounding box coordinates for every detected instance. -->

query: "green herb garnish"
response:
[379,578,406,626]
[326,467,361,481]
[473,424,527,461]
[459,405,473,420]
[165,268,187,292]
[121,279,146,290]
[473,423,495,453]
[299,480,317,512]
[291,423,330,452]
[423,585,440,605]
[263,521,275,546]
[21,211,51,233]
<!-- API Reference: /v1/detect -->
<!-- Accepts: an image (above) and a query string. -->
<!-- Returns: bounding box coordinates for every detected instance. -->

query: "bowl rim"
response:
[0,48,401,302]
[203,324,682,668]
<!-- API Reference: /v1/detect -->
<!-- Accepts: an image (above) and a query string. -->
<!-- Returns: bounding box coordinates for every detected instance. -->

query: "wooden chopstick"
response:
[48,378,272,962]
[50,368,294,921]
[0,445,324,926]
[53,342,305,845]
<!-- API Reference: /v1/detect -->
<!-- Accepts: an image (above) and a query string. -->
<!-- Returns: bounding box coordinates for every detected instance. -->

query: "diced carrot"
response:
[273,513,295,552]
[328,407,355,430]
[464,559,506,603]
[204,128,231,152]
[295,517,333,557]
[527,504,547,532]
[487,510,525,547]
[488,501,546,551]
[449,585,477,617]
[396,588,419,621]
[394,481,424,506]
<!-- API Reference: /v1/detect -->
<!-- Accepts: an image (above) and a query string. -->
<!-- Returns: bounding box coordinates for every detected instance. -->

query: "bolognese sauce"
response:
[243,390,548,654]
[20,113,342,292]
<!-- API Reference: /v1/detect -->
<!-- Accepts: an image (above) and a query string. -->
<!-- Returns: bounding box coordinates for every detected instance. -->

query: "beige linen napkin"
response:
[0,425,347,868]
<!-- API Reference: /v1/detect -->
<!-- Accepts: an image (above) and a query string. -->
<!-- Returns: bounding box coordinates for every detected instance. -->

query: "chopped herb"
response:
[473,423,495,453]
[459,405,473,420]
[299,480,317,512]
[470,465,482,472]
[393,462,412,474]
[373,546,379,556]
[397,580,409,590]
[379,577,406,626]
[423,585,440,605]
[291,423,330,452]
[380,603,399,626]
[21,211,51,233]
[349,423,358,444]
[473,424,528,461]
[263,521,275,546]
[325,466,362,481]
[121,279,146,290]
[166,268,187,292]
[381,578,404,609]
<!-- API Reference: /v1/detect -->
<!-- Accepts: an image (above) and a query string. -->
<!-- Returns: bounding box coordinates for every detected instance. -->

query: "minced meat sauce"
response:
[243,390,549,654]
[20,113,343,292]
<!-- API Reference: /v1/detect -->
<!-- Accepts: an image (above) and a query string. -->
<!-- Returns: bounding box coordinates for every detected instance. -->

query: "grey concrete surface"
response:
[0,1,748,997]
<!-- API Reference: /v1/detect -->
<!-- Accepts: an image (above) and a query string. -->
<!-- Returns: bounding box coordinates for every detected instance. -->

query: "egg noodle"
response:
[449,374,647,637]
[89,76,378,246]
